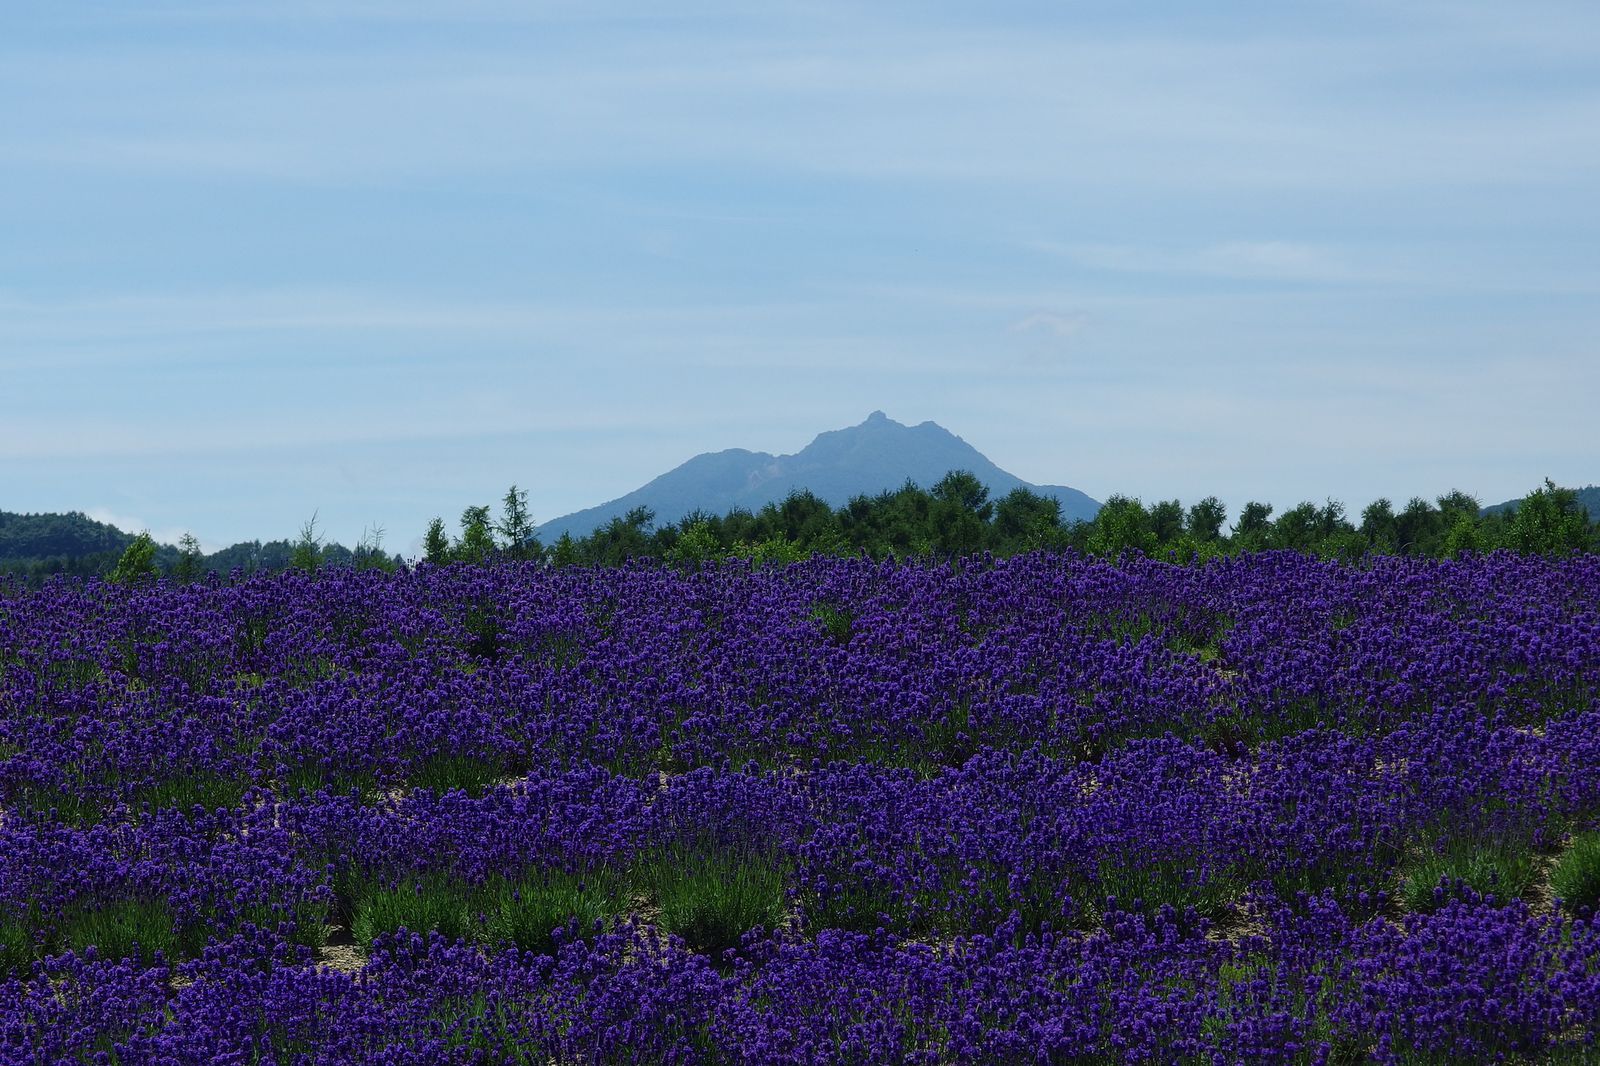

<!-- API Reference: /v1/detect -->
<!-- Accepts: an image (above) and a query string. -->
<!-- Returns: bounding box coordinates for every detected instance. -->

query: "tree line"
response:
[9,475,1596,589]
[418,473,1598,571]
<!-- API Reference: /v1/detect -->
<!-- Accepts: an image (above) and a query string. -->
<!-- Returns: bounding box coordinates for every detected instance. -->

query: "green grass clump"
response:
[135,771,248,817]
[57,897,183,965]
[407,753,505,798]
[1097,859,1239,923]
[0,917,31,976]
[350,868,625,954]
[351,874,480,947]
[1551,831,1600,913]
[484,869,621,954]
[647,851,788,957]
[1399,842,1538,914]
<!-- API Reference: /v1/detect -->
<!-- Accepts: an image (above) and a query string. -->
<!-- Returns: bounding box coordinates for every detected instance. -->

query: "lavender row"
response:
[6,897,1599,1065]
[6,704,1599,976]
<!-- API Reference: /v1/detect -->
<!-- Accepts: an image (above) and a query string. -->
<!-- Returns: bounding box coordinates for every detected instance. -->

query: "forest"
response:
[4,475,1596,587]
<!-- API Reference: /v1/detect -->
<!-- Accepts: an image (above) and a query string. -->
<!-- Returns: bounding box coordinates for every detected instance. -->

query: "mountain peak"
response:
[536,416,1100,540]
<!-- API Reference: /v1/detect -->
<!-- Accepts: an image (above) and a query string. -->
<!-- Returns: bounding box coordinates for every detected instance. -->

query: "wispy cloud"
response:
[8,9,1600,189]
[1038,240,1371,285]
[1011,312,1088,340]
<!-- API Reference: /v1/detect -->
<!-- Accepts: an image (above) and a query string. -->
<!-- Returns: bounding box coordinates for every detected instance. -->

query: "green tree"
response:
[456,505,496,565]
[1436,490,1480,521]
[289,513,323,574]
[1185,497,1227,542]
[1148,499,1184,546]
[1395,497,1442,555]
[1505,478,1592,556]
[1087,495,1157,558]
[1233,502,1274,551]
[1434,491,1484,559]
[110,531,159,585]
[173,533,204,582]
[496,484,542,562]
[354,525,395,571]
[732,534,809,567]
[1271,502,1322,553]
[584,507,655,566]
[422,517,452,565]
[928,471,992,556]
[1441,512,1485,558]
[549,532,581,568]
[1360,499,1398,554]
[993,487,1064,553]
[667,519,723,567]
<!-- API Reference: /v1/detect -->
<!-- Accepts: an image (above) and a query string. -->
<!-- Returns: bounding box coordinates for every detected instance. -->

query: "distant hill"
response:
[0,510,150,579]
[0,510,135,561]
[0,510,364,582]
[1482,485,1600,518]
[537,411,1100,541]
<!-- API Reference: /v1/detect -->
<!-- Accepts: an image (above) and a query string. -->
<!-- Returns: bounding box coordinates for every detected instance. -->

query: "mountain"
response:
[536,412,1100,541]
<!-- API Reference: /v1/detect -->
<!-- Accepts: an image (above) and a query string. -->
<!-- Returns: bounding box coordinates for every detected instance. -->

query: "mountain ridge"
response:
[536,412,1100,541]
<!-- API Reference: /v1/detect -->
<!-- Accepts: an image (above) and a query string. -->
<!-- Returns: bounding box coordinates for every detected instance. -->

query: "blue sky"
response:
[5,2,1598,553]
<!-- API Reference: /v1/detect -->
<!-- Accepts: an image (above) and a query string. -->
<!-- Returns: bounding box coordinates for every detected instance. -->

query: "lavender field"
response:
[4,552,1600,1063]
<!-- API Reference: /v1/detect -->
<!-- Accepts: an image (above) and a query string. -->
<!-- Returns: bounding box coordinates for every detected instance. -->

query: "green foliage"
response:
[1396,496,1443,555]
[1185,496,1227,542]
[646,851,788,956]
[135,771,248,817]
[1233,501,1274,550]
[1148,499,1184,544]
[0,915,27,976]
[496,484,543,562]
[1096,859,1239,922]
[809,602,854,643]
[541,474,1598,568]
[1505,478,1593,556]
[928,471,993,556]
[423,517,452,565]
[577,506,656,567]
[483,870,621,954]
[1087,495,1158,558]
[351,869,624,956]
[1360,498,1399,554]
[993,487,1066,552]
[667,519,725,567]
[289,513,323,574]
[110,531,160,585]
[408,753,504,797]
[1272,500,1350,554]
[548,531,581,567]
[1399,841,1538,913]
[354,524,397,572]
[456,505,497,565]
[1441,512,1485,559]
[352,874,481,947]
[57,896,183,965]
[1551,831,1600,912]
[731,534,809,567]
[173,532,204,582]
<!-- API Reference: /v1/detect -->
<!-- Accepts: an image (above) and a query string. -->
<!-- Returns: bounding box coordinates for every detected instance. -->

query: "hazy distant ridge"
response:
[1483,485,1600,518]
[536,411,1100,541]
